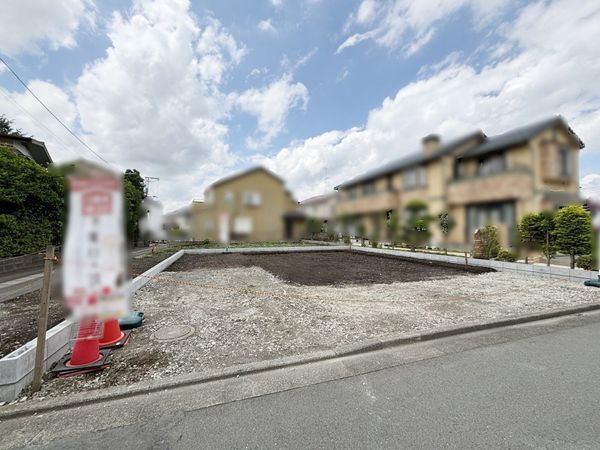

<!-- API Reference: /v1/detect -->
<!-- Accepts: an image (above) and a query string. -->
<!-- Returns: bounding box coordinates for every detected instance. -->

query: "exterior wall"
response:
[192,170,300,242]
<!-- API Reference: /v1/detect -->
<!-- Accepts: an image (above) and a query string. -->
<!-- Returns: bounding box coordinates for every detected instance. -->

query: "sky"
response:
[1,0,600,210]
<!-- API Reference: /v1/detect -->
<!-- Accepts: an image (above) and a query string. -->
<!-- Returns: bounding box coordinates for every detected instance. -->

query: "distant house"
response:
[163,204,192,239]
[0,133,52,166]
[299,192,339,234]
[191,167,304,242]
[335,116,584,248]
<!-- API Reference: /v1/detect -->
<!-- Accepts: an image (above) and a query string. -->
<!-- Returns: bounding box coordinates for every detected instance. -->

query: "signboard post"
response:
[31,245,55,393]
[61,161,129,369]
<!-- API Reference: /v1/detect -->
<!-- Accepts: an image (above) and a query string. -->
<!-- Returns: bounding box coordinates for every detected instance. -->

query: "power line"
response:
[0,85,80,159]
[0,55,110,165]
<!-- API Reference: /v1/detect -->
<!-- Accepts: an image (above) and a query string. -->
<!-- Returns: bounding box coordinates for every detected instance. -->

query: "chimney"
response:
[422,134,441,155]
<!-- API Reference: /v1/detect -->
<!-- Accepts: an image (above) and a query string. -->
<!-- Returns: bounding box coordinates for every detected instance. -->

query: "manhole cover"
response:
[152,325,194,342]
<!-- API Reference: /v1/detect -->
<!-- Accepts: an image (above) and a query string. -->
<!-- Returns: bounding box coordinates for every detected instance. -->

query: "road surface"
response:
[0,246,160,302]
[2,310,600,449]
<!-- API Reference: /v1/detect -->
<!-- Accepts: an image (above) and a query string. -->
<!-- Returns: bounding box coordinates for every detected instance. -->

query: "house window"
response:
[559,149,571,177]
[233,217,252,234]
[403,166,427,189]
[224,191,234,204]
[347,188,357,199]
[386,210,393,222]
[386,175,394,191]
[243,191,261,206]
[477,153,505,176]
[466,201,515,243]
[363,181,376,195]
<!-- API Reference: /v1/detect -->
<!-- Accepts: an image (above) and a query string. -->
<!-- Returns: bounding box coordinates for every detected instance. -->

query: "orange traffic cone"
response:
[68,319,102,367]
[99,318,125,347]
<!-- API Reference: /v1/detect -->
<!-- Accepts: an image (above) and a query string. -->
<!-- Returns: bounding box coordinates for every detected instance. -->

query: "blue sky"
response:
[1,0,600,208]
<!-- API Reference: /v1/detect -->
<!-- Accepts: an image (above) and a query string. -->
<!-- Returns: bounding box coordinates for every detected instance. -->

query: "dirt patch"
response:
[0,250,180,359]
[169,251,492,285]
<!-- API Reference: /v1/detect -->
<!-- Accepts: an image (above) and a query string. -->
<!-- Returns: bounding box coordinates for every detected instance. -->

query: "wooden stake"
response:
[32,245,55,393]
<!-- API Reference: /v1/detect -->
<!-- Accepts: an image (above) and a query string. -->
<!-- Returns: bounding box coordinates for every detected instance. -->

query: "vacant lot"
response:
[169,251,492,284]
[22,250,600,401]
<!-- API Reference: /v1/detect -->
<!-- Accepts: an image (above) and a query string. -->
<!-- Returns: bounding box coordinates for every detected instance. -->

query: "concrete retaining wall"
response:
[352,246,598,282]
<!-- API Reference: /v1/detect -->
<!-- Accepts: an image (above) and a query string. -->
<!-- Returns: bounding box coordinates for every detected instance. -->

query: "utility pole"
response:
[144,176,160,198]
[32,245,56,393]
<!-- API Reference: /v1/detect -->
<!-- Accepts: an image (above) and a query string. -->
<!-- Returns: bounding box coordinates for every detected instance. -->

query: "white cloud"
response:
[236,74,309,149]
[0,0,94,56]
[70,0,248,208]
[281,47,318,72]
[258,19,277,34]
[262,0,600,201]
[581,174,600,201]
[269,0,283,7]
[337,0,513,55]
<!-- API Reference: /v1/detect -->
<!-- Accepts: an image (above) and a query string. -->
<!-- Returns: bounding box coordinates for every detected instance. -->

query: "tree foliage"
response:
[553,205,592,268]
[479,224,501,259]
[402,199,433,251]
[0,114,26,137]
[519,211,555,265]
[306,217,322,238]
[0,145,65,257]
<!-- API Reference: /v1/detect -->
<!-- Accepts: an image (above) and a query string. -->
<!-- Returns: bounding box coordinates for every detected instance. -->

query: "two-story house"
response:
[191,166,304,242]
[334,116,584,249]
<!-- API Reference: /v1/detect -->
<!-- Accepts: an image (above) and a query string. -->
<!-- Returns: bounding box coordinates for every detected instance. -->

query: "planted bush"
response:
[496,249,517,262]
[576,255,596,271]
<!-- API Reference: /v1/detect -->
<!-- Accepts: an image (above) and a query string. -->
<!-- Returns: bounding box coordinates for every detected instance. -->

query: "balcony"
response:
[447,171,533,205]
[335,190,399,216]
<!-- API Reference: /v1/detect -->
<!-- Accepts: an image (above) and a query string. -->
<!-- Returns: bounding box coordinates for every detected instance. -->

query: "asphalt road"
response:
[5,311,600,449]
[0,246,159,302]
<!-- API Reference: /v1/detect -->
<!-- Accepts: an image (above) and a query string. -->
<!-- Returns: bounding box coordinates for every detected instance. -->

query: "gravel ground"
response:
[22,252,600,402]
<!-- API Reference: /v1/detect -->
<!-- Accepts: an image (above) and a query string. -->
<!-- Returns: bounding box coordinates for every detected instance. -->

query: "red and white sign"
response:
[63,175,129,320]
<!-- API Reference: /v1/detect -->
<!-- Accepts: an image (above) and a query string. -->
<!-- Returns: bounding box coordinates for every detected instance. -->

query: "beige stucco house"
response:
[192,167,304,242]
[334,116,584,249]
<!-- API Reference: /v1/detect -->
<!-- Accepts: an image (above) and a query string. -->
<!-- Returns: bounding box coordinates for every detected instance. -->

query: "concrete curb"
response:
[2,301,599,420]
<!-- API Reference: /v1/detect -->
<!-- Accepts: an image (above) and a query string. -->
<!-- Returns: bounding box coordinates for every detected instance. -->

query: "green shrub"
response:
[496,249,517,262]
[371,240,378,248]
[479,225,501,259]
[576,255,596,271]
[554,205,592,269]
[342,234,350,244]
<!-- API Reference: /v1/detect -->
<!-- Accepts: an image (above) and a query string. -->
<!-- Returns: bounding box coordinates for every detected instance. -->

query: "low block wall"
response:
[351,246,598,282]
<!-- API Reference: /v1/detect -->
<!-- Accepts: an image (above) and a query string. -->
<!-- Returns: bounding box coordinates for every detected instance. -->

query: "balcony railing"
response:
[335,190,399,216]
[447,170,532,205]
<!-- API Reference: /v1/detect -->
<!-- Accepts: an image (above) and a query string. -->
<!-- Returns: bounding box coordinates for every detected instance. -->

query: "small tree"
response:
[387,211,401,247]
[402,199,433,251]
[306,217,322,239]
[519,211,555,266]
[553,205,592,269]
[437,210,455,254]
[479,224,500,259]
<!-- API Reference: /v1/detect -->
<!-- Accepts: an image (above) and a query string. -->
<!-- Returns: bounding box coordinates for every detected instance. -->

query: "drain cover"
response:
[152,325,194,342]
